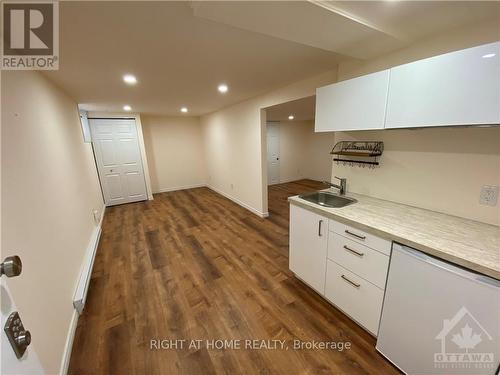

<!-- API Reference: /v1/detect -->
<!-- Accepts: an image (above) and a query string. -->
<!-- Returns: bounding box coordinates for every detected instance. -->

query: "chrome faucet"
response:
[323,176,347,195]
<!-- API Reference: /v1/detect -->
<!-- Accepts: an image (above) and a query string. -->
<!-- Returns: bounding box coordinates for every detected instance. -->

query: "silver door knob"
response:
[1,256,22,278]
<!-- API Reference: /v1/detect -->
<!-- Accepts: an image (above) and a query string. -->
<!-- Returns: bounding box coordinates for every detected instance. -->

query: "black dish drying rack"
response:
[330,141,383,168]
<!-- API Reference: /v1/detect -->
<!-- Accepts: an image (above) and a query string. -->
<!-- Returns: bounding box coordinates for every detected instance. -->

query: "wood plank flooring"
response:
[68,179,399,375]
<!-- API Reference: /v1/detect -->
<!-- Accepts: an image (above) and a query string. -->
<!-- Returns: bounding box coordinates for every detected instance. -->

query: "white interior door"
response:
[267,122,280,185]
[89,118,147,206]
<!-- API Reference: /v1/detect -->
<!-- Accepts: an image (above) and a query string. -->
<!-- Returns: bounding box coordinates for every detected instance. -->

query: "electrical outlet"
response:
[230,183,234,190]
[479,185,499,206]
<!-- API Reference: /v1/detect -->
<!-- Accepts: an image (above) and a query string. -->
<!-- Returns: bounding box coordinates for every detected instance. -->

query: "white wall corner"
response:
[260,109,269,215]
[134,114,154,200]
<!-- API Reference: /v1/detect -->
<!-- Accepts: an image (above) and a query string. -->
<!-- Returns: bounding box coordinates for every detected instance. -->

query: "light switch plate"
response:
[479,185,499,206]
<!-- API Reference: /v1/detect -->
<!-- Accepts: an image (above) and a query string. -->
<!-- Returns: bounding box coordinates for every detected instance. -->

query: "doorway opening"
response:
[263,96,335,218]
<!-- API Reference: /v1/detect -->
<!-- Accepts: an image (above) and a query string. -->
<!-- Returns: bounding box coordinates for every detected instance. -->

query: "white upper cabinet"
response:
[315,70,390,132]
[385,42,500,128]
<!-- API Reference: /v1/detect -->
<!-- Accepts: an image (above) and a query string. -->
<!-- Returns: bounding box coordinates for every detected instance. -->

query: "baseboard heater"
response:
[73,224,102,314]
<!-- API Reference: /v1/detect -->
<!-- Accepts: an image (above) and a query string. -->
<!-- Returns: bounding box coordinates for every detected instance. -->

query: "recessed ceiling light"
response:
[123,74,137,85]
[288,115,295,120]
[218,84,229,93]
[180,107,188,113]
[123,105,132,111]
[482,53,496,59]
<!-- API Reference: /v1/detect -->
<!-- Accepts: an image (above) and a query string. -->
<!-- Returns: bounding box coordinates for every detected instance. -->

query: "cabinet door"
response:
[289,205,328,294]
[385,42,500,128]
[315,70,390,132]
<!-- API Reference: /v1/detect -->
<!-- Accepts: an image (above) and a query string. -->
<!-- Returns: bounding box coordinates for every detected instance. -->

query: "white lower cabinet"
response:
[289,204,391,336]
[325,260,384,335]
[329,220,392,256]
[328,232,389,289]
[289,205,329,294]
[325,221,390,336]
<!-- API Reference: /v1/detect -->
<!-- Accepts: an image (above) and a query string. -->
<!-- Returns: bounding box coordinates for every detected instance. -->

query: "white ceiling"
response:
[192,1,500,59]
[43,2,343,116]
[266,96,316,122]
[42,1,500,116]
[321,1,500,44]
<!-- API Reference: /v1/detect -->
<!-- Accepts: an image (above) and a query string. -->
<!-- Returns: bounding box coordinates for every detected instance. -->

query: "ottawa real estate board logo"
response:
[1,1,59,70]
[434,307,496,371]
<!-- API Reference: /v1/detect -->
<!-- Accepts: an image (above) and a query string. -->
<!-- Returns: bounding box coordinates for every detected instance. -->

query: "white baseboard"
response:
[59,308,79,375]
[207,185,269,218]
[154,183,206,194]
[268,177,321,186]
[278,176,305,185]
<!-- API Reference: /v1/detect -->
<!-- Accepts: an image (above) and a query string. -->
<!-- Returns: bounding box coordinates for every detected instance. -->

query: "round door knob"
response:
[15,330,31,347]
[0,256,22,278]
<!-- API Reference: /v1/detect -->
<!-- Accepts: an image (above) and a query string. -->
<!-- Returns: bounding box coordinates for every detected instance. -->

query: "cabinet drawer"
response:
[325,260,384,336]
[328,233,389,289]
[329,220,391,256]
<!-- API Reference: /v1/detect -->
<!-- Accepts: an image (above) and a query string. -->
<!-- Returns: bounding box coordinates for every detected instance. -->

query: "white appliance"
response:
[377,243,500,375]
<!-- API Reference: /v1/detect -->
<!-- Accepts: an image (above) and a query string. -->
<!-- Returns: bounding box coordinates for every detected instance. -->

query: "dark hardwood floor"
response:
[68,179,399,375]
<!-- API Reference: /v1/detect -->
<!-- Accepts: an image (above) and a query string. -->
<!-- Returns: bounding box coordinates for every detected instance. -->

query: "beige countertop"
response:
[289,191,500,280]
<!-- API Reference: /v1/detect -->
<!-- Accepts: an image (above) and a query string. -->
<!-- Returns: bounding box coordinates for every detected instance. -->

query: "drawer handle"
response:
[344,229,366,240]
[318,220,323,237]
[341,274,360,288]
[343,245,364,257]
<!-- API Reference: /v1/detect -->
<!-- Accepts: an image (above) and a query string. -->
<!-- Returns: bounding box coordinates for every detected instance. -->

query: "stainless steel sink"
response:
[299,191,357,208]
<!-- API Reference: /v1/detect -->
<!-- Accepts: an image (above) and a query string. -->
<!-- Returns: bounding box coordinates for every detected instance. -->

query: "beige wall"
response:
[272,120,334,183]
[274,121,309,183]
[333,19,500,225]
[201,70,337,216]
[142,116,206,193]
[333,128,500,225]
[1,71,104,373]
[305,123,336,182]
